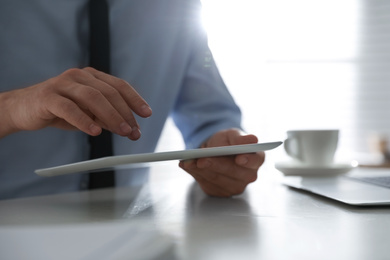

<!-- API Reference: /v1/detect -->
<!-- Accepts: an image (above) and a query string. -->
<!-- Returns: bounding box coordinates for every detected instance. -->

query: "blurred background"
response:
[156,0,390,165]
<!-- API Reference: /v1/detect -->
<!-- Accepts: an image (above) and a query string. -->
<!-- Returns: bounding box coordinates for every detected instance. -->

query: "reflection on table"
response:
[1,162,390,260]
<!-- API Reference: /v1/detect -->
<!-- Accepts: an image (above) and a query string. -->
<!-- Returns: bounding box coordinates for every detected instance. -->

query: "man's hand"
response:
[179,129,265,197]
[0,67,152,139]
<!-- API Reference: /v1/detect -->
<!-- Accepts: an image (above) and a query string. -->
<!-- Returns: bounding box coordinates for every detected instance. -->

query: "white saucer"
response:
[274,161,356,176]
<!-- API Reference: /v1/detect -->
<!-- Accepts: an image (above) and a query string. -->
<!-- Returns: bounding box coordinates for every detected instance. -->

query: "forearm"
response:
[0,68,153,140]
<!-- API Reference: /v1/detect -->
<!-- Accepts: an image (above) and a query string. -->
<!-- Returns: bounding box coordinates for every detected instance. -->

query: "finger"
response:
[62,82,133,137]
[46,95,102,136]
[202,129,258,148]
[180,160,252,195]
[228,132,258,146]
[50,119,80,131]
[190,168,248,196]
[179,159,197,170]
[179,161,237,197]
[189,172,234,197]
[63,68,141,138]
[83,67,152,118]
[235,151,265,170]
[90,84,141,139]
[196,156,258,183]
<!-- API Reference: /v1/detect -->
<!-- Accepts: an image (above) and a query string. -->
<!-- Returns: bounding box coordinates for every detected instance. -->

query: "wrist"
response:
[0,91,20,138]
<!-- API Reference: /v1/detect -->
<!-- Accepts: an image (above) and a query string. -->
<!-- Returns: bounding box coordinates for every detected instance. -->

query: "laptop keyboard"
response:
[348,176,390,189]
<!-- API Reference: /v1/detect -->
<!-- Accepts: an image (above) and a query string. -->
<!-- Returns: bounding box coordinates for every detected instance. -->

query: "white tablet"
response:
[35,141,282,177]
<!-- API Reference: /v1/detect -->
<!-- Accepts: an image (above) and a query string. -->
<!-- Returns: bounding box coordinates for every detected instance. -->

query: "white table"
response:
[1,162,390,260]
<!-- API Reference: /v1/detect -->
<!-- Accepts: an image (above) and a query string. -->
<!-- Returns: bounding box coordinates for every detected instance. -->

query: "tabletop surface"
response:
[1,162,390,260]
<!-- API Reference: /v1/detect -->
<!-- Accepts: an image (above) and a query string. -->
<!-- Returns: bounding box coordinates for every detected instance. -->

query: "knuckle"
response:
[58,100,80,120]
[36,83,53,98]
[59,99,76,113]
[44,76,66,93]
[72,113,87,126]
[110,77,129,92]
[82,67,96,73]
[116,78,130,89]
[59,101,90,128]
[104,86,120,100]
[107,109,120,121]
[62,68,84,78]
[83,87,102,100]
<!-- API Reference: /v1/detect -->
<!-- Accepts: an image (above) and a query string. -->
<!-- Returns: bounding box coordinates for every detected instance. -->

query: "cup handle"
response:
[284,138,302,161]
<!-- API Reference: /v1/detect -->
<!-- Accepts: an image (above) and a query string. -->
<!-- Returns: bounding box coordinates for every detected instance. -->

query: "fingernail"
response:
[120,122,132,135]
[141,105,152,117]
[237,156,248,165]
[130,127,141,140]
[89,124,101,135]
[181,160,196,169]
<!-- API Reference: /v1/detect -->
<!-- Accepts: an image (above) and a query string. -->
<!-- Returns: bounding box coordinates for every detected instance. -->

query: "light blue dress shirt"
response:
[0,0,242,199]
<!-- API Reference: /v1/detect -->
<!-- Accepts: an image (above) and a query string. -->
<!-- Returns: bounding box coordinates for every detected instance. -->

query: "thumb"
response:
[229,132,258,146]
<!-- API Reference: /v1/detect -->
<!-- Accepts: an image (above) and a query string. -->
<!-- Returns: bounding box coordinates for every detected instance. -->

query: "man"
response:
[0,0,265,199]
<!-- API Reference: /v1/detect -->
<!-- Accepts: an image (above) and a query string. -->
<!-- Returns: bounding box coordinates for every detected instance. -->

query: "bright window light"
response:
[200,0,360,161]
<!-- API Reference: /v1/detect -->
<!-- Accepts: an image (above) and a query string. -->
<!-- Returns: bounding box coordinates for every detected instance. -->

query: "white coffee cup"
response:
[284,129,339,166]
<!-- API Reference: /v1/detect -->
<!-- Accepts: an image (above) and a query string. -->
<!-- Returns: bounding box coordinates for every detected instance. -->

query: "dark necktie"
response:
[88,0,115,189]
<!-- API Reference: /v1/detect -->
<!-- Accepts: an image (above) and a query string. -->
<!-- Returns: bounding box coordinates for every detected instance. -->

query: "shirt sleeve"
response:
[171,24,242,149]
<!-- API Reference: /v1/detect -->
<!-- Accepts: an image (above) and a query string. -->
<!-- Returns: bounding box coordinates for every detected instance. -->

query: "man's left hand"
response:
[179,129,265,197]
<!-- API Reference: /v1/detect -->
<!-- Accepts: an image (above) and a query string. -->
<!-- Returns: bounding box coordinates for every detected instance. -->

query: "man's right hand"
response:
[0,67,152,139]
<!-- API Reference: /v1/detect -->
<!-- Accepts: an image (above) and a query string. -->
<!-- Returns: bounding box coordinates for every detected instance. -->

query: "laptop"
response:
[281,166,390,206]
